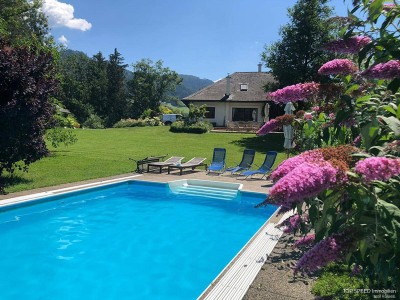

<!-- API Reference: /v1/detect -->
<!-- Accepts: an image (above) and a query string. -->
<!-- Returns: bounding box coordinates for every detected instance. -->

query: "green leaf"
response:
[359,239,368,260]
[382,104,397,116]
[360,119,380,150]
[388,78,400,94]
[345,84,360,95]
[356,95,372,106]
[368,0,384,22]
[379,116,400,136]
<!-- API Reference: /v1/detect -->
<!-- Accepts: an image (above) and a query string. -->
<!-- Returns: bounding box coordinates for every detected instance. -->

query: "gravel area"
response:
[243,234,316,300]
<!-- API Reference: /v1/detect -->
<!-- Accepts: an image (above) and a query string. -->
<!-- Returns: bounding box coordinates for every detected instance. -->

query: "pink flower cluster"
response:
[361,60,400,80]
[256,118,280,136]
[303,112,313,120]
[355,157,400,182]
[383,3,397,11]
[268,82,320,104]
[282,214,302,233]
[293,234,315,248]
[352,135,362,147]
[270,150,325,182]
[268,162,340,209]
[295,232,353,274]
[323,36,372,54]
[318,59,358,76]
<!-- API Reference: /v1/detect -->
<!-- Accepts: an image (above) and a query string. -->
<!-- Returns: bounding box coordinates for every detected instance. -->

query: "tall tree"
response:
[127,59,182,118]
[106,48,127,126]
[87,52,108,120]
[58,51,92,123]
[0,0,49,45]
[261,0,336,88]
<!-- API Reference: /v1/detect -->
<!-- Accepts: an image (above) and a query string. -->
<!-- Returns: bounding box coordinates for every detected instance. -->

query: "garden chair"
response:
[240,151,278,179]
[207,148,226,174]
[147,156,184,173]
[167,157,207,175]
[223,149,256,175]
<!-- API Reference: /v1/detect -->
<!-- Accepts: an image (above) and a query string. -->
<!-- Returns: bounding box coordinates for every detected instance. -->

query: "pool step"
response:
[172,185,238,201]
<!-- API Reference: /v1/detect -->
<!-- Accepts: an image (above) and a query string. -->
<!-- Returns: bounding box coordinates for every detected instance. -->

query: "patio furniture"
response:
[207,148,226,174]
[240,151,278,179]
[167,157,207,175]
[223,149,256,175]
[147,156,184,173]
[129,155,166,173]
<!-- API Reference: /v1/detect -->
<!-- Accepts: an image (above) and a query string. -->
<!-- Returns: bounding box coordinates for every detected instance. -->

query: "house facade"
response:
[182,66,275,128]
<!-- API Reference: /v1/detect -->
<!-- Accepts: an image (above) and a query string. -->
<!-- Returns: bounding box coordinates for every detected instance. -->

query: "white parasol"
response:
[283,102,295,157]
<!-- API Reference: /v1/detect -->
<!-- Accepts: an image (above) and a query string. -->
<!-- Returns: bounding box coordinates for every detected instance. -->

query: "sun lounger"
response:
[147,156,184,173]
[223,149,255,175]
[240,151,277,179]
[167,157,207,175]
[207,148,226,174]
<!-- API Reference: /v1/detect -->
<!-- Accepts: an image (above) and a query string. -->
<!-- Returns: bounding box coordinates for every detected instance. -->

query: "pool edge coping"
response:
[198,210,292,300]
[0,174,142,208]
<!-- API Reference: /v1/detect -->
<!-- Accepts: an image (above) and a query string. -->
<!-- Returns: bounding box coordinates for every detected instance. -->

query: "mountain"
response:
[174,74,213,99]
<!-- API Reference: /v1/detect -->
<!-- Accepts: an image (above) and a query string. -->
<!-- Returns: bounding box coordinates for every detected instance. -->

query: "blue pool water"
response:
[0,181,277,300]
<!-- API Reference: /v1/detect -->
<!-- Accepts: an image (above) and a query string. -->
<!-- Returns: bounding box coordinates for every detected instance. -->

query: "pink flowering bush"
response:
[318,59,358,76]
[269,149,325,182]
[323,36,372,54]
[295,232,354,274]
[256,118,280,136]
[293,234,315,248]
[268,82,320,104]
[257,0,400,288]
[268,162,340,209]
[355,157,400,182]
[361,60,400,80]
[281,214,308,234]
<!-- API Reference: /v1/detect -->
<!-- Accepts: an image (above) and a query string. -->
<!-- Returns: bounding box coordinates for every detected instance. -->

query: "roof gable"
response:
[183,72,275,102]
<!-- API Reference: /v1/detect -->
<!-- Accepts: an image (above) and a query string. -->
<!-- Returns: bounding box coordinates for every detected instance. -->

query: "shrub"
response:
[83,114,105,129]
[312,264,370,300]
[113,117,163,128]
[46,128,78,148]
[170,121,213,134]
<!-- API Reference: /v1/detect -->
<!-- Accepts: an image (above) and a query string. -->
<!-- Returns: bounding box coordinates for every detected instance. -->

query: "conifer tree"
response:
[262,0,336,88]
[106,48,127,126]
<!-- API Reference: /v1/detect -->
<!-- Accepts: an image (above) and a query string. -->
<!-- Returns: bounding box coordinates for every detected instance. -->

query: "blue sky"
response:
[44,0,352,81]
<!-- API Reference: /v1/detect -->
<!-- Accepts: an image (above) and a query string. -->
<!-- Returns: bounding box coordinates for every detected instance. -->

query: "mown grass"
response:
[2,127,285,193]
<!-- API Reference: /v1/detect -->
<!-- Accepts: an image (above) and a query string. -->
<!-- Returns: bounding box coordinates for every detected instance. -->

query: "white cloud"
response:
[58,35,68,45]
[42,0,92,31]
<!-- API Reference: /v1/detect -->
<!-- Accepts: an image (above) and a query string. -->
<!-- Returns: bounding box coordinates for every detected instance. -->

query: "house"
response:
[182,64,275,128]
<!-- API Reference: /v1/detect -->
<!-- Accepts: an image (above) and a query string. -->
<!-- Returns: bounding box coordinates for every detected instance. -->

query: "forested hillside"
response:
[62,49,213,100]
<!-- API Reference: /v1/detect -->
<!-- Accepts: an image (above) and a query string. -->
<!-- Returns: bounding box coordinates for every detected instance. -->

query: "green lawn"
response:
[2,127,285,193]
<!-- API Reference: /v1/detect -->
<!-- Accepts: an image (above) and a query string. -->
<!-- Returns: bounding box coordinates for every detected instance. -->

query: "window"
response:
[232,108,257,122]
[240,83,248,91]
[205,107,216,119]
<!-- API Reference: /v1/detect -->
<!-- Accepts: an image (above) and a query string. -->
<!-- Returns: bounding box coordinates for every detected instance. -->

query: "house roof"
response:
[182,72,275,103]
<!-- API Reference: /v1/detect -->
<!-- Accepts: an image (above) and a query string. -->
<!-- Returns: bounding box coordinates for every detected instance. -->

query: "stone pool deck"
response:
[0,170,315,300]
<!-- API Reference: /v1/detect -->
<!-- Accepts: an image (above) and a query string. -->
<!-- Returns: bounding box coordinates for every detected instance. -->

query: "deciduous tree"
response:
[127,59,182,118]
[0,39,58,192]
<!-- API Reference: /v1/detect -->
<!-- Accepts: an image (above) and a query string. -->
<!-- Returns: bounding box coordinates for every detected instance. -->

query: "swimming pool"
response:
[0,180,277,299]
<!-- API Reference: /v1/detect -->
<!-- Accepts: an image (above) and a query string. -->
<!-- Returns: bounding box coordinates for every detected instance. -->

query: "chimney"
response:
[225,73,231,96]
[258,63,262,72]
